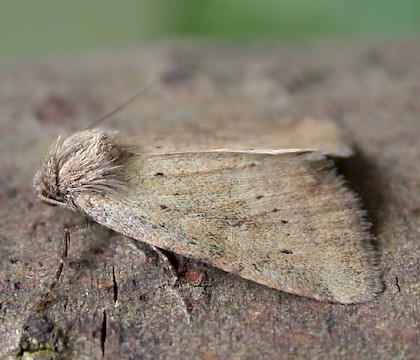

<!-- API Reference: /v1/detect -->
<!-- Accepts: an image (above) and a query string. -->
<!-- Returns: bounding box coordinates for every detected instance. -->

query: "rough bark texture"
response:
[0,41,419,359]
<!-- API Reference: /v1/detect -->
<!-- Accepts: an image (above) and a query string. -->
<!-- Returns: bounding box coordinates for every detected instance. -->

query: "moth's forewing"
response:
[74,150,381,304]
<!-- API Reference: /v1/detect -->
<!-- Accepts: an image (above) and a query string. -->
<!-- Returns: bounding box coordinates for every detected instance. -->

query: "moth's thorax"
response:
[34,129,126,210]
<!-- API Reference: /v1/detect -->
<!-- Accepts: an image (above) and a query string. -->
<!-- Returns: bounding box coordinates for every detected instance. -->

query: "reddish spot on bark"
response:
[179,268,203,282]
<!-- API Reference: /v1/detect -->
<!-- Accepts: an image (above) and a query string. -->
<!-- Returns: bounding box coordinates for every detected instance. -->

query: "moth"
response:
[34,126,382,304]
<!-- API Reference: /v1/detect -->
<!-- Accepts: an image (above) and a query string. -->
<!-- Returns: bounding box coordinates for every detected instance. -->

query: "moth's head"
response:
[34,129,125,210]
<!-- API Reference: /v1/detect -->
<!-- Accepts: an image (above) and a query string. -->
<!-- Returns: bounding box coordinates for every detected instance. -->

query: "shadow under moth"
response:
[33,119,382,304]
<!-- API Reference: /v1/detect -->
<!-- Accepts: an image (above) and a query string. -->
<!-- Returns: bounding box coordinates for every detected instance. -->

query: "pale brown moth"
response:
[33,123,382,304]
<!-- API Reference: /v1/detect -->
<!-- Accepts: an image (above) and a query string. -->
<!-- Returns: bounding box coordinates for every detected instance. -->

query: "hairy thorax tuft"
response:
[34,129,125,210]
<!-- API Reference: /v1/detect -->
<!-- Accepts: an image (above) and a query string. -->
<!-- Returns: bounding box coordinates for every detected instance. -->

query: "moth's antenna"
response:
[86,80,158,130]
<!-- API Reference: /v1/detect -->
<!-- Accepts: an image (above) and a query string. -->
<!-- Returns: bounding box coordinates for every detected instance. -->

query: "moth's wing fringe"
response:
[313,154,383,303]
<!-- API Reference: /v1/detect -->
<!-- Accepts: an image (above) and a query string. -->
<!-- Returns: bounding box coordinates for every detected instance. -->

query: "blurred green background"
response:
[1,0,419,56]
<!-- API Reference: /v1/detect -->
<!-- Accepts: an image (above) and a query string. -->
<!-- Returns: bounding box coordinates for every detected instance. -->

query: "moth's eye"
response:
[38,189,48,198]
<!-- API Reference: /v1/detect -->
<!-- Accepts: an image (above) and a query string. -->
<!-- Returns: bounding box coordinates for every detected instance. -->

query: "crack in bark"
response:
[35,229,70,312]
[112,266,118,303]
[100,310,107,357]
[50,229,70,290]
[395,276,401,292]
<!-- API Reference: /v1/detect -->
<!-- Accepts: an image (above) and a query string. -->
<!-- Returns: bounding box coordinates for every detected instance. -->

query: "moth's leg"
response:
[150,246,180,286]
[64,216,96,233]
[149,248,204,317]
